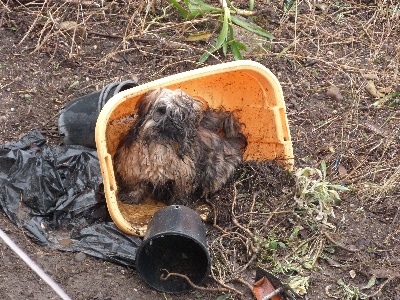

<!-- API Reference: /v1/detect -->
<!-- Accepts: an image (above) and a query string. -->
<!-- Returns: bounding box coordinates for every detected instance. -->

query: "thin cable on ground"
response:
[0,227,72,300]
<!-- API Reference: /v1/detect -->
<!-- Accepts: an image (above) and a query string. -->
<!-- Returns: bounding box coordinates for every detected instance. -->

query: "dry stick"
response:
[244,210,292,216]
[204,198,228,234]
[284,234,318,259]
[160,271,231,293]
[231,183,254,239]
[89,30,187,46]
[247,192,258,228]
[237,253,257,274]
[0,0,10,27]
[67,8,79,58]
[311,237,325,267]
[30,17,59,54]
[18,0,49,45]
[48,0,100,7]
[210,268,244,297]
[0,0,11,11]
[0,228,72,300]
[260,203,285,234]
[323,231,359,253]
[233,278,254,294]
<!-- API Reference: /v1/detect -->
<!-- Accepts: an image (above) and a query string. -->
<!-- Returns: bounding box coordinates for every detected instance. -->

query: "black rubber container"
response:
[58,80,137,148]
[135,205,211,293]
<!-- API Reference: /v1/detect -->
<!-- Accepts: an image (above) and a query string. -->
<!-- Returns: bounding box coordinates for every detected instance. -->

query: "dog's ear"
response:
[121,89,161,145]
[222,113,248,152]
[135,88,165,117]
[176,89,205,112]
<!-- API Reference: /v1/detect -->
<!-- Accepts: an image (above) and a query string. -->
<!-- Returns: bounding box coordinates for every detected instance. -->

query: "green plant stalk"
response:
[199,6,230,63]
[231,15,274,39]
[168,0,273,62]
[167,0,188,18]
[249,0,254,11]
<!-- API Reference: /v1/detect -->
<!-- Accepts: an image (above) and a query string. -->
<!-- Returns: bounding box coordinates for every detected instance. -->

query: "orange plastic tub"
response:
[95,60,293,236]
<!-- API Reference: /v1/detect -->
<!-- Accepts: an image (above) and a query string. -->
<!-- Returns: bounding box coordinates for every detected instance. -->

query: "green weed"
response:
[167,0,273,62]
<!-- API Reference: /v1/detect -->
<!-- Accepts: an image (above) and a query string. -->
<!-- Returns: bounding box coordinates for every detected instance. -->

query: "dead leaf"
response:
[59,21,87,43]
[185,32,213,42]
[365,81,385,98]
[59,21,80,31]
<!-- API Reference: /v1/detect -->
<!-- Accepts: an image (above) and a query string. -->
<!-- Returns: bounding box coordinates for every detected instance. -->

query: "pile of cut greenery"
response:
[202,160,351,298]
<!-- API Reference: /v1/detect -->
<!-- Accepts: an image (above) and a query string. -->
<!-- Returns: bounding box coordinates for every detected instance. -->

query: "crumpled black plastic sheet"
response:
[0,130,141,267]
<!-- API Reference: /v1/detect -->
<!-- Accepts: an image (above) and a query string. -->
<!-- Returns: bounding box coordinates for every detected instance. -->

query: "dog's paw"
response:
[117,184,150,204]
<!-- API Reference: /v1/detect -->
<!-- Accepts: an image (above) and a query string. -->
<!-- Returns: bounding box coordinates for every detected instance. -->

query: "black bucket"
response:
[58,80,137,148]
[135,205,211,293]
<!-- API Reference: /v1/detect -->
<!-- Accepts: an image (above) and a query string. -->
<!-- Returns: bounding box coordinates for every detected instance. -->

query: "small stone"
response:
[338,164,348,177]
[326,85,343,101]
[58,239,73,247]
[10,107,15,112]
[348,245,359,252]
[74,252,86,262]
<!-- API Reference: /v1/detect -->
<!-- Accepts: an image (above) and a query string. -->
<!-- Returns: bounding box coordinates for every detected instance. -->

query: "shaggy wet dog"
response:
[114,88,247,205]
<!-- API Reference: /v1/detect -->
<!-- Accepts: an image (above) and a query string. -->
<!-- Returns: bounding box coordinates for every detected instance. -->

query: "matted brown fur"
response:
[114,88,247,205]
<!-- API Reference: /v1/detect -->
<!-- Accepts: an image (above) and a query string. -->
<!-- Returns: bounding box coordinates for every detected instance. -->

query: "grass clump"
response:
[167,0,273,62]
[294,161,349,228]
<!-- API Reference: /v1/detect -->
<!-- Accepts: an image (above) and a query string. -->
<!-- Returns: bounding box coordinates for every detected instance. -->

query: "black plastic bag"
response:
[0,130,141,266]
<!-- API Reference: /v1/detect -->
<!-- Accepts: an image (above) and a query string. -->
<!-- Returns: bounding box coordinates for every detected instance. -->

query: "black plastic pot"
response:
[135,205,211,293]
[58,80,137,148]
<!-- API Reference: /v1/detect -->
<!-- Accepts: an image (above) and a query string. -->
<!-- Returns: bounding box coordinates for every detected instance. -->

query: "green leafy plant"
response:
[283,0,295,12]
[337,279,367,300]
[294,161,349,227]
[167,0,274,62]
[373,91,400,108]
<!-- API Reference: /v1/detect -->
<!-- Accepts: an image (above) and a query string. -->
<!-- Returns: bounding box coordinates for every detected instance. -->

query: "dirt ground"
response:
[0,0,399,299]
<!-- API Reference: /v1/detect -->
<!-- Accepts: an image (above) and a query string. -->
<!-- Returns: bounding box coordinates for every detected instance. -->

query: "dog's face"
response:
[135,88,204,146]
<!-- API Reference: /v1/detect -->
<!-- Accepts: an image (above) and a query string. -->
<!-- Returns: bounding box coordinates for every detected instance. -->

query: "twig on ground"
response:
[285,234,318,259]
[233,277,253,294]
[204,198,229,234]
[311,237,325,267]
[160,270,232,293]
[210,268,244,297]
[232,183,254,239]
[323,231,359,253]
[48,0,100,7]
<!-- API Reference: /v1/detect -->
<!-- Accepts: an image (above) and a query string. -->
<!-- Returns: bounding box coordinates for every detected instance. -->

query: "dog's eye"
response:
[156,106,167,115]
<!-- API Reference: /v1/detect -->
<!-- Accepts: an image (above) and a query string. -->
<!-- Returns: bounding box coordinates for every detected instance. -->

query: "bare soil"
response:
[0,1,399,299]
